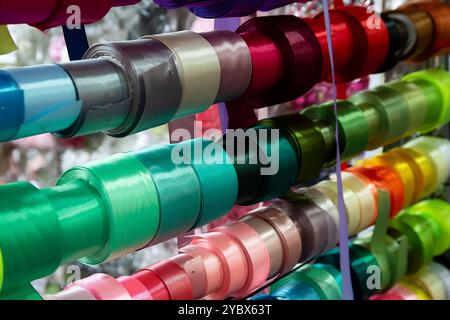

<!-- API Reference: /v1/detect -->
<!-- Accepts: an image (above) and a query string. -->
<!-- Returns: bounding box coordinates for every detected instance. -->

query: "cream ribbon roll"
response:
[145,31,221,119]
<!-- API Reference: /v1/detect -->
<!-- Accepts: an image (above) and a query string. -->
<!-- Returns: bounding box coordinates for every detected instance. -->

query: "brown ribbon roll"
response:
[239,214,284,279]
[170,253,208,300]
[201,30,252,103]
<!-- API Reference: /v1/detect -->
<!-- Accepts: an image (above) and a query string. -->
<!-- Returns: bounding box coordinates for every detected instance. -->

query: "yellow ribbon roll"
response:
[0,25,17,55]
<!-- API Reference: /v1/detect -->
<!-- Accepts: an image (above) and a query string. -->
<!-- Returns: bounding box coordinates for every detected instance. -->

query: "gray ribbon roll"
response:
[201,30,252,103]
[57,59,130,138]
[83,38,183,137]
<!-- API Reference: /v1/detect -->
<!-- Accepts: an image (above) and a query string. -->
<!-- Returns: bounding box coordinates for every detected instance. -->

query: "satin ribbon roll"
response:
[307,11,354,81]
[0,70,24,142]
[348,166,404,217]
[4,65,81,140]
[405,136,450,190]
[371,282,425,300]
[84,39,183,137]
[271,199,329,261]
[259,115,327,181]
[385,81,427,135]
[358,151,415,207]
[428,262,450,300]
[170,253,208,300]
[57,59,130,138]
[249,207,302,277]
[189,1,264,19]
[389,214,435,274]
[0,1,56,24]
[68,274,132,300]
[334,6,389,80]
[398,5,435,61]
[295,188,339,251]
[270,278,321,300]
[240,215,284,279]
[333,171,378,232]
[33,0,113,30]
[0,25,16,55]
[117,276,152,300]
[237,16,322,108]
[171,139,238,228]
[302,100,369,163]
[259,0,296,11]
[403,69,450,129]
[192,232,248,299]
[405,264,447,300]
[145,31,220,118]
[147,260,193,300]
[200,31,252,103]
[313,180,362,236]
[214,221,270,297]
[132,269,170,300]
[406,200,450,256]
[180,244,224,295]
[383,12,418,60]
[133,144,201,244]
[58,153,160,264]
[377,13,409,73]
[46,285,97,300]
[0,247,3,293]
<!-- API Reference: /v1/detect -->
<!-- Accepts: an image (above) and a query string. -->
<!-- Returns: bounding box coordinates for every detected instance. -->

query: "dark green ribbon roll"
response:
[301,100,369,163]
[0,284,42,301]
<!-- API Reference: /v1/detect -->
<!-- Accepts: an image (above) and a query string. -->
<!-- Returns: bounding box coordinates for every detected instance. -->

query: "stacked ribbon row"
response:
[42,137,450,300]
[2,5,450,142]
[1,68,449,296]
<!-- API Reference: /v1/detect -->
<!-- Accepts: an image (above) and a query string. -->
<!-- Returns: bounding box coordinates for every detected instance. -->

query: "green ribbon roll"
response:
[174,139,238,228]
[0,245,3,292]
[0,284,42,301]
[58,153,160,264]
[403,68,450,128]
[259,114,327,181]
[301,100,369,163]
[133,144,201,243]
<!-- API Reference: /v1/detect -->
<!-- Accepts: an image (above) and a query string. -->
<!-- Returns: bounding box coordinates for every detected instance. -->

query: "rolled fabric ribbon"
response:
[0,70,24,142]
[132,269,170,300]
[302,100,369,163]
[270,279,321,300]
[200,31,252,103]
[83,38,183,137]
[3,65,81,141]
[192,232,248,299]
[214,221,270,297]
[0,247,3,292]
[46,285,97,300]
[428,262,450,300]
[57,59,130,138]
[0,25,17,55]
[405,263,447,300]
[189,1,265,19]
[117,276,152,300]
[0,0,58,24]
[170,253,208,300]
[382,12,418,60]
[240,215,284,279]
[147,259,193,300]
[68,274,132,300]
[371,282,427,300]
[180,244,224,295]
[145,31,221,118]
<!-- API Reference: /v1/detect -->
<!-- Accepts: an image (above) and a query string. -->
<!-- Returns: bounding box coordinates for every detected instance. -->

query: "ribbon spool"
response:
[132,269,170,300]
[371,282,427,300]
[270,277,321,300]
[382,12,418,60]
[69,274,132,300]
[174,139,238,227]
[192,232,248,299]
[377,13,409,73]
[398,4,435,61]
[388,213,435,274]
[145,31,221,117]
[200,31,252,103]
[240,215,284,279]
[46,285,97,300]
[147,259,193,300]
[307,11,354,81]
[385,81,427,135]
[428,262,450,300]
[3,65,81,141]
[403,69,450,129]
[132,144,201,244]
[333,6,389,80]
[0,70,24,142]
[258,115,327,182]
[0,0,57,24]
[57,59,130,138]
[170,253,208,300]
[405,136,450,190]
[248,207,302,277]
[83,38,183,137]
[236,15,322,108]
[312,180,362,236]
[180,244,223,296]
[349,86,409,147]
[214,221,270,297]
[0,247,3,293]
[189,1,264,18]
[58,153,160,264]
[117,276,153,300]
[405,263,447,300]
[271,199,329,261]
[302,100,369,163]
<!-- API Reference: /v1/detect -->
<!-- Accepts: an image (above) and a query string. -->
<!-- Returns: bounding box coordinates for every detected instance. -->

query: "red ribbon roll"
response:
[117,276,153,300]
[170,253,208,300]
[132,269,171,300]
